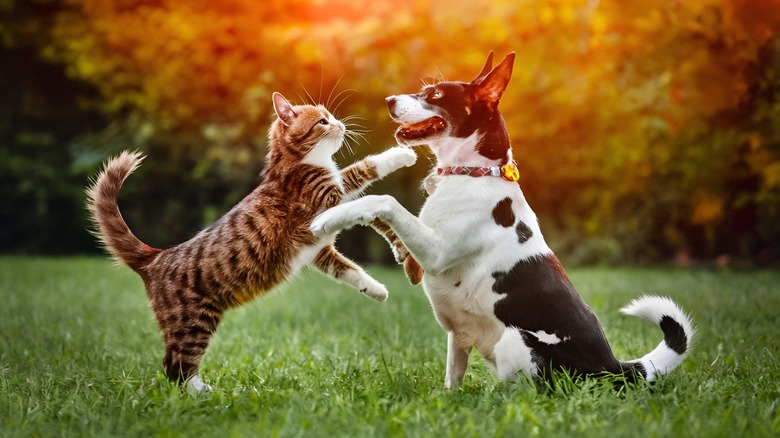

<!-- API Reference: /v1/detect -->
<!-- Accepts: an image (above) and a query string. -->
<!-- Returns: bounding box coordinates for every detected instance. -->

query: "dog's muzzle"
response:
[385,96,399,118]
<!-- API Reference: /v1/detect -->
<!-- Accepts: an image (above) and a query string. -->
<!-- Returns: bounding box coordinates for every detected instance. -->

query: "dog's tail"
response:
[618,295,695,382]
[86,151,161,273]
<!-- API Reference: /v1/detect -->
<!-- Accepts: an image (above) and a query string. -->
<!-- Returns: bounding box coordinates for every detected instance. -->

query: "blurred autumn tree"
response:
[2,0,779,265]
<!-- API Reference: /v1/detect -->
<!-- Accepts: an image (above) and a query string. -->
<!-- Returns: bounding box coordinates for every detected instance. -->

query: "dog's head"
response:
[386,52,515,166]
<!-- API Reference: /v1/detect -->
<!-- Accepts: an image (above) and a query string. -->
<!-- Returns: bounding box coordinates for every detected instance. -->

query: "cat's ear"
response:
[273,92,297,126]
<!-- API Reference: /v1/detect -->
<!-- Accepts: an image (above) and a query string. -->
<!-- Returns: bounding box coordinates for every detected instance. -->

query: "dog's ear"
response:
[471,52,515,107]
[272,92,297,126]
[471,51,494,85]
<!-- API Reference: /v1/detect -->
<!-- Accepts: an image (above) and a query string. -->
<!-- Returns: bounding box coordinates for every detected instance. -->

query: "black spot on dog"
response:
[491,254,623,377]
[492,197,514,227]
[660,315,688,355]
[454,280,461,287]
[515,221,533,243]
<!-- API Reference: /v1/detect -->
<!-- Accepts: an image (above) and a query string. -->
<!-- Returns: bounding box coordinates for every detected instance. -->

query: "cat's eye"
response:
[318,119,329,125]
[432,90,442,99]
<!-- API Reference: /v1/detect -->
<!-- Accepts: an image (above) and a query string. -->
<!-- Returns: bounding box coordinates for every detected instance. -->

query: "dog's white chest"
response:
[416,177,551,356]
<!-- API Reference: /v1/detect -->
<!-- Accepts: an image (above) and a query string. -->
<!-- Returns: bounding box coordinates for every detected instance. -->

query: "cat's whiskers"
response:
[330,89,357,116]
[342,133,361,156]
[300,87,318,106]
[342,120,371,156]
[340,114,366,124]
[325,75,346,109]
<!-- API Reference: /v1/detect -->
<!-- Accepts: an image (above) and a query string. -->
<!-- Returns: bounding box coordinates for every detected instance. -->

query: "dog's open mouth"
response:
[395,116,447,141]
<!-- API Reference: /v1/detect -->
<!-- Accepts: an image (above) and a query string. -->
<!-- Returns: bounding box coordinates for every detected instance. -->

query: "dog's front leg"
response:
[310,195,454,275]
[444,332,470,389]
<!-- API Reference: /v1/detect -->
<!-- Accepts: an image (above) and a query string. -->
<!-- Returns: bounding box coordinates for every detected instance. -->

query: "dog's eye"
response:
[318,119,329,125]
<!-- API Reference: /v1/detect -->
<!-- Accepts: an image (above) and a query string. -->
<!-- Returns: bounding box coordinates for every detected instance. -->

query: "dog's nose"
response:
[385,96,397,113]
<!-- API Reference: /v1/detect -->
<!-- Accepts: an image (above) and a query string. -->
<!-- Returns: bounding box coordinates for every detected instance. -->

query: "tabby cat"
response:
[86,92,416,392]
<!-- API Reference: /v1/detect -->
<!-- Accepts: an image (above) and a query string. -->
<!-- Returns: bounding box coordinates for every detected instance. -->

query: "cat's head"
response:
[269,92,346,167]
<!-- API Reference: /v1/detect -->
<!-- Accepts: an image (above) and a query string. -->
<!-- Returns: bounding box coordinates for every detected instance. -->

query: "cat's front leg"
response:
[312,245,389,301]
[341,147,416,197]
[370,219,409,263]
[370,218,424,285]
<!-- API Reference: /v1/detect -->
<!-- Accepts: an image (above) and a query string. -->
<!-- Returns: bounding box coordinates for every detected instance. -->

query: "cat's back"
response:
[142,163,342,302]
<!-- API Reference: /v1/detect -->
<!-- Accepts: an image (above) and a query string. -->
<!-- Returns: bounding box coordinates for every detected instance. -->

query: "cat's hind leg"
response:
[157,289,223,393]
[313,245,389,301]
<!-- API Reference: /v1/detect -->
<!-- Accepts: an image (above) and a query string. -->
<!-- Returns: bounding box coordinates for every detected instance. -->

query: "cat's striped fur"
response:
[86,93,416,391]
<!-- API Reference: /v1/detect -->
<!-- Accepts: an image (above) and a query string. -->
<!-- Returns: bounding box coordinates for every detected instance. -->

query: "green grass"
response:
[1,257,778,437]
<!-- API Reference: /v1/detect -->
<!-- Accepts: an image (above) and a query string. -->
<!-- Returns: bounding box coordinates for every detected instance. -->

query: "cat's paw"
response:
[372,147,417,177]
[186,375,212,395]
[340,267,389,301]
[359,275,389,302]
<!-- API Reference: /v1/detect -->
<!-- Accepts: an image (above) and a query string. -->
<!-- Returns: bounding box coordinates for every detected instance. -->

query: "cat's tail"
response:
[86,151,161,273]
[618,295,695,382]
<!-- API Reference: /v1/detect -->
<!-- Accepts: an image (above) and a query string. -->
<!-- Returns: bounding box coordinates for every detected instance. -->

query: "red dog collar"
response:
[437,162,519,182]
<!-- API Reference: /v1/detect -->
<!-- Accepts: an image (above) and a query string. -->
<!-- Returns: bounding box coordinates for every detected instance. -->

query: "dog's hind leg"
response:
[444,332,470,389]
[493,327,537,382]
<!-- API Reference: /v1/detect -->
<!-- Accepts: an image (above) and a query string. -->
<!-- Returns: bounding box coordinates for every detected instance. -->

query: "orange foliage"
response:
[45,0,780,262]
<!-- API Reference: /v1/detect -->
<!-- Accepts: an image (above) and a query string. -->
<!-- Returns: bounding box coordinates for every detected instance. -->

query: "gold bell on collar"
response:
[500,162,520,182]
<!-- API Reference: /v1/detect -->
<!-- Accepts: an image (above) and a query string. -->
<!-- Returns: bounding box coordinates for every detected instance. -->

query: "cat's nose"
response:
[385,96,397,113]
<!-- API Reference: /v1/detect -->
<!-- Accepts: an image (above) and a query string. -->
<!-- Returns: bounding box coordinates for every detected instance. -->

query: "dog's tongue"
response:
[396,116,446,140]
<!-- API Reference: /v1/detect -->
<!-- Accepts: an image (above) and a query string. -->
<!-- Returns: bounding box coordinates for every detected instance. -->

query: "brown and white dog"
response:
[311,52,694,388]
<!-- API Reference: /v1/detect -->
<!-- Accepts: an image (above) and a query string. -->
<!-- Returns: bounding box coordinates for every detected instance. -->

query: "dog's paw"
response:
[309,213,330,236]
[373,147,417,177]
[310,206,350,236]
[310,213,336,237]
[312,196,394,236]
[311,204,369,236]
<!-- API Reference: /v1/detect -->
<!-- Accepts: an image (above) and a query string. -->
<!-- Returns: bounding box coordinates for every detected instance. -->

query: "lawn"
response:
[1,257,778,437]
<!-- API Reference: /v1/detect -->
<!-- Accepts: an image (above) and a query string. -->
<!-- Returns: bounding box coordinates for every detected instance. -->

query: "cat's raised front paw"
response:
[373,147,417,177]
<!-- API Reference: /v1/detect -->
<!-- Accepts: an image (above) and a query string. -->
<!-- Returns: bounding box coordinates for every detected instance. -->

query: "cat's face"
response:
[271,92,345,167]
